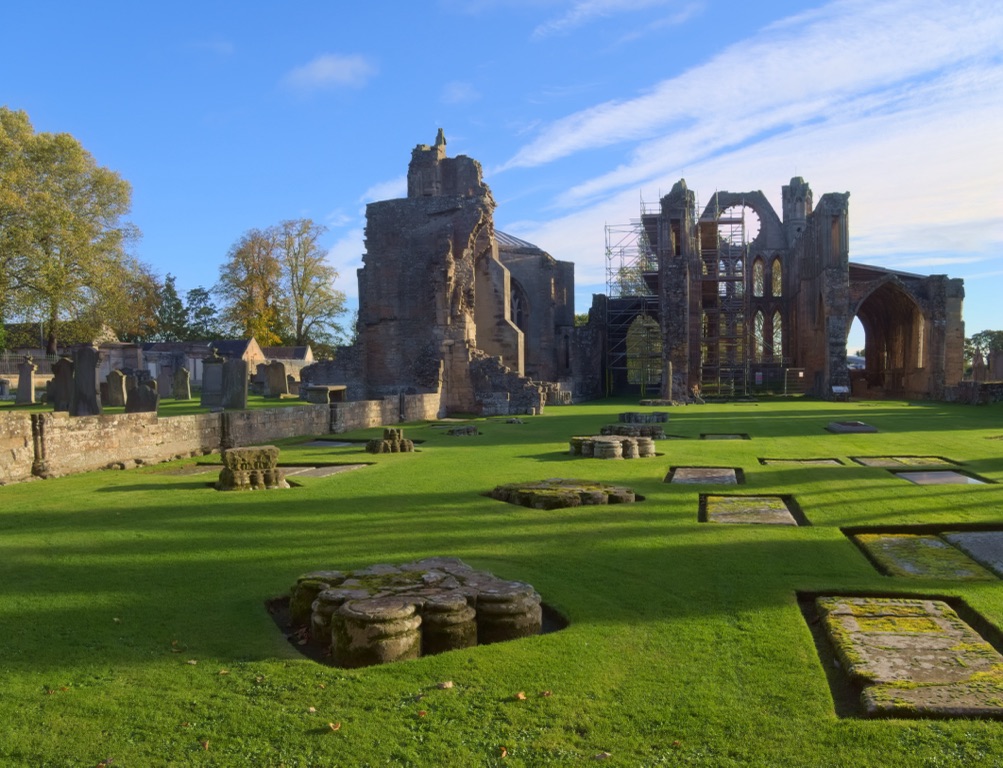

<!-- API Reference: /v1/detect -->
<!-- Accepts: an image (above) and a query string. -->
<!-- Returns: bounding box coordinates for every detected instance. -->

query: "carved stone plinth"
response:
[216,445,288,490]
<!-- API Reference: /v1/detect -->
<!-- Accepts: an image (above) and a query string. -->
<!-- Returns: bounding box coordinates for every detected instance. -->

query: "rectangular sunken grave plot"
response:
[814,596,1003,718]
[701,494,806,525]
[700,433,750,440]
[851,456,956,468]
[944,532,1003,578]
[826,421,878,433]
[852,533,997,580]
[667,467,742,484]
[893,470,988,485]
[759,458,843,467]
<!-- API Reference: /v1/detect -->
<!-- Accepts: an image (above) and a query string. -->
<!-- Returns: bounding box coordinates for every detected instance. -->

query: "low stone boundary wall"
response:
[0,392,445,484]
[945,381,1003,405]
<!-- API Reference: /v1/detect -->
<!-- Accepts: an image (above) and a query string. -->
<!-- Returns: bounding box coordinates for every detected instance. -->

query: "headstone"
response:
[221,358,248,410]
[264,360,289,397]
[71,345,102,416]
[16,356,38,405]
[287,374,299,396]
[200,350,224,408]
[156,365,174,399]
[125,380,159,413]
[0,379,8,398]
[105,369,127,407]
[50,356,74,412]
[172,367,191,400]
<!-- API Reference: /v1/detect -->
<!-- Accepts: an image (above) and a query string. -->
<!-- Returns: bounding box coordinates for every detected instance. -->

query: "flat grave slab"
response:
[490,478,639,509]
[852,533,996,580]
[282,464,368,478]
[760,458,843,467]
[817,596,1003,718]
[300,440,354,448]
[944,531,1003,577]
[852,456,955,468]
[668,467,740,484]
[701,433,750,440]
[826,421,878,433]
[894,470,986,486]
[701,494,802,525]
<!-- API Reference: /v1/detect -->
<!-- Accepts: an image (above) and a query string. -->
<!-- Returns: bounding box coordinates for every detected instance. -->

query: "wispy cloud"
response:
[499,0,1003,291]
[531,0,684,39]
[190,38,235,56]
[361,176,407,204]
[283,53,377,92]
[326,228,365,298]
[441,80,481,105]
[508,0,1003,171]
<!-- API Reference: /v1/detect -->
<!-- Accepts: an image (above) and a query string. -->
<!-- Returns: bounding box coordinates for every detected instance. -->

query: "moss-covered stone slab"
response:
[669,467,738,485]
[944,532,1003,577]
[854,533,997,580]
[283,464,368,478]
[852,456,954,468]
[760,458,843,466]
[826,421,878,433]
[490,478,637,509]
[817,596,1003,718]
[895,470,986,485]
[703,495,798,525]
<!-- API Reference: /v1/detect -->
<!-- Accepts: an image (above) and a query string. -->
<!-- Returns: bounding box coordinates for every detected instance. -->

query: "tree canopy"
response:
[0,107,143,352]
[215,218,346,349]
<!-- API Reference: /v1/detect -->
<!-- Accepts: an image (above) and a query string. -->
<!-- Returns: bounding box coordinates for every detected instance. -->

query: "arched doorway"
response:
[852,281,928,398]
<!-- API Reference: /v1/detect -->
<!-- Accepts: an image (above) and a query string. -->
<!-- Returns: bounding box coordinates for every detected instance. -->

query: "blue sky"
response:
[3,0,1002,351]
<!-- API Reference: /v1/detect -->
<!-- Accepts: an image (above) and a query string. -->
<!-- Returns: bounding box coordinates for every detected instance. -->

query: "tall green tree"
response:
[185,287,222,340]
[0,107,140,352]
[215,219,346,348]
[215,228,286,346]
[153,274,188,341]
[276,218,346,347]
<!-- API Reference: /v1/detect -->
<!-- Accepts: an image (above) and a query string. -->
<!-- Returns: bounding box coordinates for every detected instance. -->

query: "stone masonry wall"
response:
[32,411,222,479]
[0,395,445,484]
[0,413,34,485]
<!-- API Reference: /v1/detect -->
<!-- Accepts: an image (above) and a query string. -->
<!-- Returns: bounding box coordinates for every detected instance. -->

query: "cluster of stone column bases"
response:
[365,428,415,454]
[289,558,543,668]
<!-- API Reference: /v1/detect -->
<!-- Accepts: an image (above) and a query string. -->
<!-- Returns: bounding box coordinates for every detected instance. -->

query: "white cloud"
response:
[360,176,407,204]
[283,53,377,91]
[441,80,481,105]
[507,0,1003,170]
[326,228,365,299]
[531,0,682,39]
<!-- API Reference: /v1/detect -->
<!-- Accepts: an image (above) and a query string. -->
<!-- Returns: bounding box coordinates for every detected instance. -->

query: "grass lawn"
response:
[2,397,1003,766]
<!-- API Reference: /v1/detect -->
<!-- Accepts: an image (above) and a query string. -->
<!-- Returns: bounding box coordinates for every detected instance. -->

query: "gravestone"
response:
[264,360,289,397]
[287,374,299,396]
[221,358,248,410]
[50,356,74,412]
[105,369,127,407]
[125,380,159,413]
[15,357,37,405]
[200,350,224,408]
[172,367,191,400]
[0,379,8,398]
[156,366,174,399]
[71,345,102,416]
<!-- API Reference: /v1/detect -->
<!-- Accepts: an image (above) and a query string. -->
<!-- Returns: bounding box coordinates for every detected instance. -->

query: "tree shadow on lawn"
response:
[0,483,918,675]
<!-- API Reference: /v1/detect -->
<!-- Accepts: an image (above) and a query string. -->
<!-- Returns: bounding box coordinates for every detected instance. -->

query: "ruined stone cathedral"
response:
[596,178,965,401]
[305,131,574,415]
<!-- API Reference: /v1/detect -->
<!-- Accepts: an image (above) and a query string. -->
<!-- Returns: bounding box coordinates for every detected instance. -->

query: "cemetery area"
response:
[2,398,1003,766]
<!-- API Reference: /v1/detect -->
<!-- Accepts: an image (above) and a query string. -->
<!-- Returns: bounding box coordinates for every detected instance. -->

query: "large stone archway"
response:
[852,279,927,397]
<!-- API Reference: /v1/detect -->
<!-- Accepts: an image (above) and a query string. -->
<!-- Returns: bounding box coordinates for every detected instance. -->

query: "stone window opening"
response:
[772,311,783,361]
[753,258,765,298]
[771,257,782,297]
[754,311,765,362]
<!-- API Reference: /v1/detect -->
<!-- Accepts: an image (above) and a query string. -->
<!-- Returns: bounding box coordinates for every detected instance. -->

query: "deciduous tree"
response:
[0,107,140,352]
[276,218,346,347]
[215,228,285,346]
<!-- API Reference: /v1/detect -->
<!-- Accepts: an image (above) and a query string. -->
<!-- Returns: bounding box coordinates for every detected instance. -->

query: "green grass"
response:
[0,392,311,417]
[2,397,1003,766]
